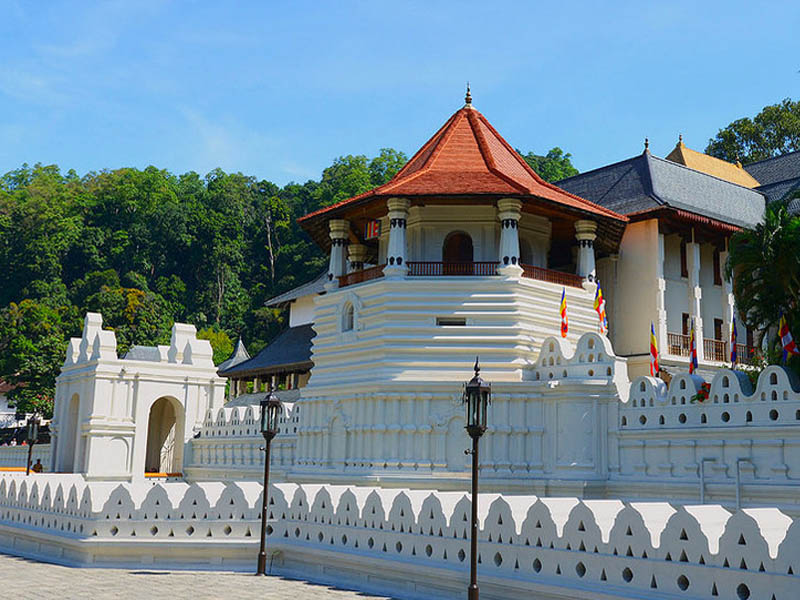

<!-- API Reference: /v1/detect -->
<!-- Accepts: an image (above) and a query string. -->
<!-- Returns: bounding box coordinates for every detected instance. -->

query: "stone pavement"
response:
[0,552,395,599]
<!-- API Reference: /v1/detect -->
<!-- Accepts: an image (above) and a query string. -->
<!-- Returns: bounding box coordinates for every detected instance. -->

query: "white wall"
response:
[289,294,316,327]
[0,393,15,428]
[378,204,553,266]
[612,220,659,357]
[618,367,800,507]
[0,444,50,469]
[406,205,498,262]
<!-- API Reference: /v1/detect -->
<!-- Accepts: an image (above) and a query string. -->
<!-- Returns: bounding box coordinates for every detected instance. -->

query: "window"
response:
[680,239,688,278]
[436,317,466,326]
[682,313,690,336]
[713,248,722,285]
[342,303,354,331]
[746,327,754,353]
[714,319,723,342]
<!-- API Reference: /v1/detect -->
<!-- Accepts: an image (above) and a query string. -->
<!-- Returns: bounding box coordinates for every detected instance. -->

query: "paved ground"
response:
[0,552,394,599]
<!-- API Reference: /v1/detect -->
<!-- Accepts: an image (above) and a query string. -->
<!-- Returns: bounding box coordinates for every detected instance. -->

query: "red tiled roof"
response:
[299,106,626,223]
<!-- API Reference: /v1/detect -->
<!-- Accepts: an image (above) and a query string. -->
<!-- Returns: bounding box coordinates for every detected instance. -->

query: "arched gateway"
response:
[145,397,185,474]
[51,313,225,481]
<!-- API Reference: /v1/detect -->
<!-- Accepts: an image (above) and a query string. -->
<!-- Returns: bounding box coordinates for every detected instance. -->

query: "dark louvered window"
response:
[680,240,688,278]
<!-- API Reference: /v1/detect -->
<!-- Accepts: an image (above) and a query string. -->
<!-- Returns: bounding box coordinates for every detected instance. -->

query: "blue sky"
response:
[1,1,798,185]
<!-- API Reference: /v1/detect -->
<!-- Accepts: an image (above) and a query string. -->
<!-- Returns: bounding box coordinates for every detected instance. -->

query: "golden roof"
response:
[665,137,761,188]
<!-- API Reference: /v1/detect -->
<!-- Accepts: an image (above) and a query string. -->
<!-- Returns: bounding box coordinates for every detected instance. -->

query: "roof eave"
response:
[626,206,744,233]
[220,361,314,378]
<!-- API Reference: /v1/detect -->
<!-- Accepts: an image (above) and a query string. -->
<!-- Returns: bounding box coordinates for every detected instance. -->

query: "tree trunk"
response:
[265,212,275,285]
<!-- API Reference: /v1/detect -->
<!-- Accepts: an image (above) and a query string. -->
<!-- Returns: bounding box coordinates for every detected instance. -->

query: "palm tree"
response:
[726,197,800,349]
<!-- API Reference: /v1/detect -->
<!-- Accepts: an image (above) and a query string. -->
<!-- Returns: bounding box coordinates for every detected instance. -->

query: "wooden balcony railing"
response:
[407,261,499,276]
[667,332,691,357]
[338,264,386,288]
[667,333,732,362]
[704,338,727,362]
[520,264,584,288]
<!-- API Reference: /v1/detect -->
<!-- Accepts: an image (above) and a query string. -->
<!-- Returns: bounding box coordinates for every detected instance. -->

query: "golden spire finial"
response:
[465,82,472,106]
[644,137,650,153]
[678,133,683,146]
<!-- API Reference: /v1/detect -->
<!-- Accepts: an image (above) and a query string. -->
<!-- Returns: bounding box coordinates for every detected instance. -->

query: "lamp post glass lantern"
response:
[462,357,490,600]
[256,388,282,576]
[25,413,41,476]
[464,358,491,436]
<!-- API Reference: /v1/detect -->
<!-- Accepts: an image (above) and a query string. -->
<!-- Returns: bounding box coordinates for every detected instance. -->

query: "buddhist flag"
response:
[730,317,738,365]
[560,288,568,338]
[779,314,799,364]
[650,322,659,376]
[689,319,699,374]
[365,219,381,240]
[594,283,608,334]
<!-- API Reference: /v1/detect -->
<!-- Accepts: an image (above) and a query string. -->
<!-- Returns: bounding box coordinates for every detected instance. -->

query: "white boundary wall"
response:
[0,474,798,599]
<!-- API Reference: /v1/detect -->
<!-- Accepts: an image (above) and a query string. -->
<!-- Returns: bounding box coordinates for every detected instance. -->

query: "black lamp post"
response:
[256,386,283,576]
[463,357,491,600]
[25,413,41,476]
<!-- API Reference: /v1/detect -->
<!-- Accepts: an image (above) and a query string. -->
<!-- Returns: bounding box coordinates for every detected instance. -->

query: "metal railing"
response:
[520,264,584,288]
[407,262,499,276]
[338,264,386,288]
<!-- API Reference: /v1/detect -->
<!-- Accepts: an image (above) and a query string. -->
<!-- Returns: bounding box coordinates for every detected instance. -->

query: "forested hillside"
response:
[0,147,577,416]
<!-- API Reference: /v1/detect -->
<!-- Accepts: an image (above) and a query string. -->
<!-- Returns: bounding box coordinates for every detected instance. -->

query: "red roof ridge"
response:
[392,110,458,180]
[471,108,625,219]
[468,108,530,194]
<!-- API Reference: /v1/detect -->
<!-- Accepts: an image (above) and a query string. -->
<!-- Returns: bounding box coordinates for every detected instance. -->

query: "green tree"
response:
[727,199,800,369]
[0,299,75,418]
[84,286,174,356]
[518,148,579,182]
[368,148,408,186]
[197,326,234,366]
[706,98,800,164]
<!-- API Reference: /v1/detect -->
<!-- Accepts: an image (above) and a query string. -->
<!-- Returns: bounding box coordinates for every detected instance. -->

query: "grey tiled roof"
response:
[757,179,800,204]
[742,151,800,205]
[217,338,250,374]
[557,155,659,215]
[744,150,800,186]
[264,271,327,307]
[218,324,315,377]
[122,346,162,361]
[558,152,765,228]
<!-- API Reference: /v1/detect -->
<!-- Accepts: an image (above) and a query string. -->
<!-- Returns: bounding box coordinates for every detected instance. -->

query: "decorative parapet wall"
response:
[186,401,298,481]
[616,367,800,507]
[1,474,798,599]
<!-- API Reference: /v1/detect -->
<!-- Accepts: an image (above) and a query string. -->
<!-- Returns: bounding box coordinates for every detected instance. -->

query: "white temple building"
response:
[4,94,800,600]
